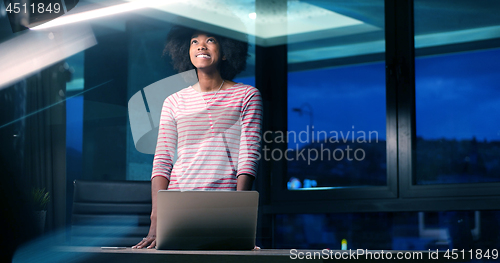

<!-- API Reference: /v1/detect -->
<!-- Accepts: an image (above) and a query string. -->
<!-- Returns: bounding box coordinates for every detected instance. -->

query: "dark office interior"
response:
[1,0,500,262]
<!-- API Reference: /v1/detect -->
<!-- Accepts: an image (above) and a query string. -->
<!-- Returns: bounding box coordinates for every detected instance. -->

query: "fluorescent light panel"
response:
[31,0,177,30]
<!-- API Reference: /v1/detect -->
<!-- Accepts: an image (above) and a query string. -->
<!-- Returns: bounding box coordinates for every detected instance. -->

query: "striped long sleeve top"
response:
[151,83,263,190]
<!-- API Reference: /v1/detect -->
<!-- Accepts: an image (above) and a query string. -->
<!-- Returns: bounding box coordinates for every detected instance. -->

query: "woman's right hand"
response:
[132,234,156,249]
[132,216,157,249]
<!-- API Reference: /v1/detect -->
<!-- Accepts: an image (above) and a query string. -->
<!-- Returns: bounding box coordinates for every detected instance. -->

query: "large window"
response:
[266,0,500,204]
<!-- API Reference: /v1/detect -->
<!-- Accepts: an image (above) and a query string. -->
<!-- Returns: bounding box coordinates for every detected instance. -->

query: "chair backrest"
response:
[71,180,151,247]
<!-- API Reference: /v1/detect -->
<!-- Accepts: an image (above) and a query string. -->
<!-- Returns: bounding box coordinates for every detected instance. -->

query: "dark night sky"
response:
[415,48,500,141]
[275,47,500,149]
[287,61,386,148]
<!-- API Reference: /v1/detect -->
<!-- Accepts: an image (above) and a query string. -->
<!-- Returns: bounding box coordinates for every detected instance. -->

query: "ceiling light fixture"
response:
[31,0,175,30]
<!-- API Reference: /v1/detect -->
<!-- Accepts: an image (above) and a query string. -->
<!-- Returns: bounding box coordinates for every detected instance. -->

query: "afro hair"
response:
[163,25,249,80]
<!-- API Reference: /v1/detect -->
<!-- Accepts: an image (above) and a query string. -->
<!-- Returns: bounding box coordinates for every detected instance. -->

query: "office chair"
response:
[71,180,151,247]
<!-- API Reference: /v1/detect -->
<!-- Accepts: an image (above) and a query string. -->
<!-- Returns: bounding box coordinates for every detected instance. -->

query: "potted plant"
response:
[33,188,50,234]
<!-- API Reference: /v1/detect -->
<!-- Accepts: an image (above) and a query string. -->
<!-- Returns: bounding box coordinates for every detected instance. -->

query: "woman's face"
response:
[189,32,224,72]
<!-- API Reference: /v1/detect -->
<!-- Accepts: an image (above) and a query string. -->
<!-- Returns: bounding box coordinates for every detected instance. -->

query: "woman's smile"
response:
[195,53,211,59]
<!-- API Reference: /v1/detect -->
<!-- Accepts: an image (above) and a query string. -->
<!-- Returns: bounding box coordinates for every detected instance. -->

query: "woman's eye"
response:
[191,40,198,44]
[207,38,215,43]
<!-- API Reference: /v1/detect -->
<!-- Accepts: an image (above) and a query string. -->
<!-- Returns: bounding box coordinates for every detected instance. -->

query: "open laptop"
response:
[156,190,259,250]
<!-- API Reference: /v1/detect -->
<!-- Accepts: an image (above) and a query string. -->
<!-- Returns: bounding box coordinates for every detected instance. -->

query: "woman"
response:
[133,26,263,249]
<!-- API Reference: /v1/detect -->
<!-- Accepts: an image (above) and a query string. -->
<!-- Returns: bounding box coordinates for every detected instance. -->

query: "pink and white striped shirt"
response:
[151,83,263,190]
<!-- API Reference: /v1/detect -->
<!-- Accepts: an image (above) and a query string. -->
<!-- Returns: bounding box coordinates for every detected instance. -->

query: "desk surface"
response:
[56,246,292,256]
[50,246,466,263]
[52,246,304,263]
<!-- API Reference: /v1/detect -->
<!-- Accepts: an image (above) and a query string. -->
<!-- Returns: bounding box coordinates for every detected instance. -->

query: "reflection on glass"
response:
[414,0,500,49]
[66,52,84,185]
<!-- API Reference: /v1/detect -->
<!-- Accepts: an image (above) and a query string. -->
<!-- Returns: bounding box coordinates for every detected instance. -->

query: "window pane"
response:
[286,0,386,190]
[414,0,500,185]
